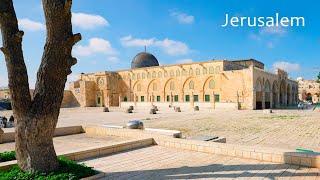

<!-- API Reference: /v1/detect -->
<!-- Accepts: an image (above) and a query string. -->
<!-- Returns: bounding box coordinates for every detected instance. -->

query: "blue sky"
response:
[0,0,319,87]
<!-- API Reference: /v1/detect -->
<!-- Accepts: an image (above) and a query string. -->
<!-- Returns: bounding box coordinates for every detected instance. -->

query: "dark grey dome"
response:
[131,52,159,69]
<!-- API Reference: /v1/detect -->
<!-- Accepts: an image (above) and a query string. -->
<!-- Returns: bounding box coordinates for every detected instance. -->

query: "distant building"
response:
[297,77,320,103]
[69,52,298,110]
[0,88,79,108]
[0,88,10,100]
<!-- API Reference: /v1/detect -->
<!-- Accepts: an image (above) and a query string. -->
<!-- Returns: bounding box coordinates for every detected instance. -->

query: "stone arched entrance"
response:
[272,81,279,108]
[264,80,271,109]
[280,80,286,106]
[96,91,104,107]
[164,78,179,103]
[147,79,161,103]
[183,77,199,106]
[255,79,263,109]
[287,84,291,105]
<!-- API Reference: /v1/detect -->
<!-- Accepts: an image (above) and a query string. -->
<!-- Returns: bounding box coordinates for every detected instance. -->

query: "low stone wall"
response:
[0,137,153,171]
[0,126,84,143]
[84,126,320,168]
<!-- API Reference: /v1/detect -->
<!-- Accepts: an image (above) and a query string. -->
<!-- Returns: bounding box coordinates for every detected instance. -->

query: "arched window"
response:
[158,71,162,78]
[137,84,141,91]
[209,67,214,74]
[132,74,136,80]
[189,80,194,89]
[170,81,175,90]
[183,70,187,76]
[147,72,151,79]
[142,73,146,79]
[164,71,168,77]
[153,83,157,91]
[176,70,180,76]
[203,68,207,75]
[256,80,262,92]
[152,71,156,78]
[196,68,200,75]
[209,80,215,89]
[265,81,271,92]
[189,68,193,76]
[137,73,141,80]
[170,70,174,77]
[215,66,220,73]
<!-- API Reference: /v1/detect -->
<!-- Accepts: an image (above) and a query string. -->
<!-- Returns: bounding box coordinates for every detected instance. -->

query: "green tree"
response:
[317,72,320,83]
[0,0,81,173]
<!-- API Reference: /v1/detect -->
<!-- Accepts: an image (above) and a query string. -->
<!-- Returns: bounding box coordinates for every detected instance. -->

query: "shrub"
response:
[0,156,97,180]
[0,151,16,162]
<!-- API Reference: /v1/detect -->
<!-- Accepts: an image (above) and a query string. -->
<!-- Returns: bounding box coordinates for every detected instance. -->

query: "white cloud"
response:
[18,18,45,31]
[272,61,301,72]
[120,36,155,47]
[121,35,190,56]
[73,38,117,57]
[260,26,287,35]
[176,58,193,64]
[72,12,109,29]
[107,56,119,63]
[170,11,194,24]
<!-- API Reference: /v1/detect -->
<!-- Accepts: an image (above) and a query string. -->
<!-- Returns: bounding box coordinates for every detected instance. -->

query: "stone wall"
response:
[67,59,298,110]
[298,79,320,103]
[61,90,80,108]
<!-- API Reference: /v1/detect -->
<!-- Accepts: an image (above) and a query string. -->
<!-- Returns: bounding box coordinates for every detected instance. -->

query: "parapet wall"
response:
[84,126,320,168]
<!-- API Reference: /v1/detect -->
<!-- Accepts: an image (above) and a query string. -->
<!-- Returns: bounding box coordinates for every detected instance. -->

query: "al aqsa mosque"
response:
[69,51,298,110]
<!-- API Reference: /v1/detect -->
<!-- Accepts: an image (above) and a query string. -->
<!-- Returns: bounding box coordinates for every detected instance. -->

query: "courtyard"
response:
[2,107,319,151]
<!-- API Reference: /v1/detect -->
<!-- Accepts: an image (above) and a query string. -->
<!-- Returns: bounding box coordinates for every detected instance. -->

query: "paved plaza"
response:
[2,107,320,151]
[1,107,320,179]
[0,133,134,154]
[83,145,320,179]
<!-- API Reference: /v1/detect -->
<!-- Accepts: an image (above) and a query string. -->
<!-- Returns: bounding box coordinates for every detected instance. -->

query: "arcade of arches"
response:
[69,58,298,110]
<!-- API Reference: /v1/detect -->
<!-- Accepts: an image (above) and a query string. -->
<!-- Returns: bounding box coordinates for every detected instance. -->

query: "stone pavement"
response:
[0,133,134,154]
[2,108,320,151]
[82,146,320,179]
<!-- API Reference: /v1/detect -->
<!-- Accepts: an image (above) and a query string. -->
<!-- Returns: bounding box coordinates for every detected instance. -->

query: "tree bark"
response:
[0,0,81,173]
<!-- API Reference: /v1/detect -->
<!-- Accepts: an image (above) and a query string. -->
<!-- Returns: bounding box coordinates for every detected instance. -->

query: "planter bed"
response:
[0,151,15,162]
[0,156,97,180]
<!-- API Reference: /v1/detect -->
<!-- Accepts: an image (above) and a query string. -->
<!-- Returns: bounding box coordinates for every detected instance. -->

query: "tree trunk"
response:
[0,0,81,173]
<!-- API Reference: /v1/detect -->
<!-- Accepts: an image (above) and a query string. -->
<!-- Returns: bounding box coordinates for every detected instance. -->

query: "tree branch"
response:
[14,30,24,42]
[67,33,82,47]
[32,0,81,116]
[0,0,31,116]
[64,0,72,13]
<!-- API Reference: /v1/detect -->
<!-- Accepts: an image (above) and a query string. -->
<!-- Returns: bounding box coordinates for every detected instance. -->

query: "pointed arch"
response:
[255,78,263,109]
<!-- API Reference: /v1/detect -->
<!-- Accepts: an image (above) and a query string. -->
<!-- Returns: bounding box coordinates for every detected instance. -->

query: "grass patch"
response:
[0,151,16,162]
[0,156,97,180]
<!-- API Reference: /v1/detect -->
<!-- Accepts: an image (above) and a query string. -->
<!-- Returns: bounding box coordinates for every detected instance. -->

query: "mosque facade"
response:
[68,52,299,110]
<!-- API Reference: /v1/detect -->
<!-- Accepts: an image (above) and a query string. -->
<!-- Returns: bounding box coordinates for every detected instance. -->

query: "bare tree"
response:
[0,0,81,172]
